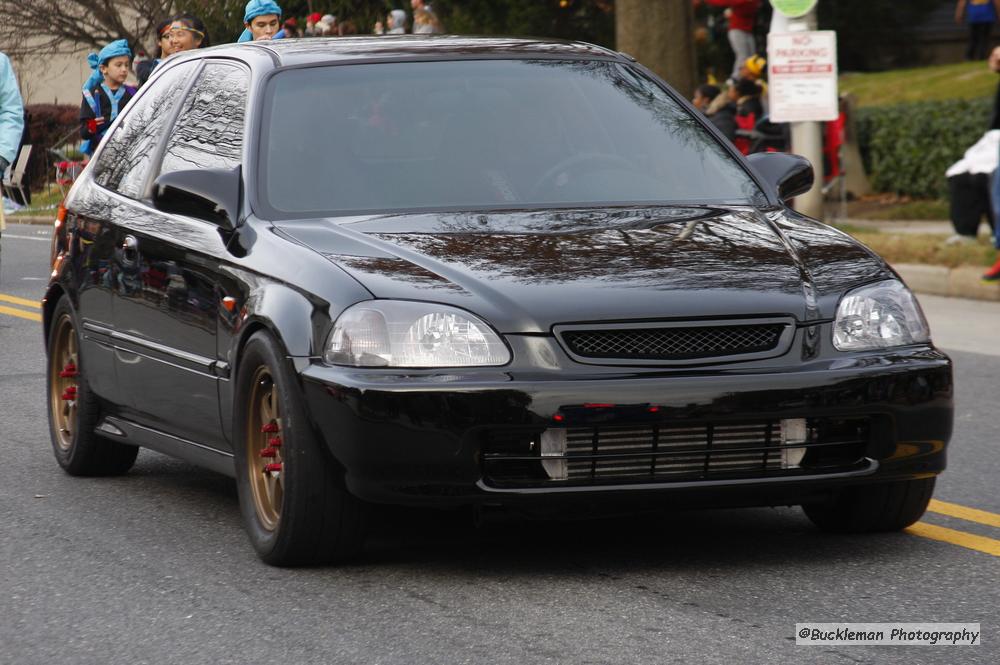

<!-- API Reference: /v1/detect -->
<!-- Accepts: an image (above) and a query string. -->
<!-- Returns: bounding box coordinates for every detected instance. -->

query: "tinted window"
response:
[92,61,197,199]
[160,63,249,175]
[261,60,764,217]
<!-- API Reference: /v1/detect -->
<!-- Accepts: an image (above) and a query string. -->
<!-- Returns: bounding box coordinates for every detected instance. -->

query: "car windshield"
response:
[260,59,765,216]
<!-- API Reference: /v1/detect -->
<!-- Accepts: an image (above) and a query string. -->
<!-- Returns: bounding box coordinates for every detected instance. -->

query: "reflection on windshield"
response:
[263,59,765,216]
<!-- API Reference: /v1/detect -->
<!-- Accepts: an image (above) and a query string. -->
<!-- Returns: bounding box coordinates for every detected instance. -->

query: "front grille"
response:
[566,423,783,480]
[559,324,786,361]
[482,419,869,487]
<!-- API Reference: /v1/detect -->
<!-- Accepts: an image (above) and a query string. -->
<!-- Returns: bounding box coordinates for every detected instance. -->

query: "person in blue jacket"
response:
[0,52,23,179]
[0,50,26,278]
[956,0,1000,60]
[79,40,136,156]
[238,0,286,42]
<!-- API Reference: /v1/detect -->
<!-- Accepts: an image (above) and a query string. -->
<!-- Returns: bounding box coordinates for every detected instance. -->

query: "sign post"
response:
[767,2,832,219]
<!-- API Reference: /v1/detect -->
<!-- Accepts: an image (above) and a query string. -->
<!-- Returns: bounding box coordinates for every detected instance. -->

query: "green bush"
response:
[855,98,993,199]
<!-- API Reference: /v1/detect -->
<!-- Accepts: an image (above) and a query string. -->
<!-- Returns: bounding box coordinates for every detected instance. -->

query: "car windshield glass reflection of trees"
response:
[262,60,766,216]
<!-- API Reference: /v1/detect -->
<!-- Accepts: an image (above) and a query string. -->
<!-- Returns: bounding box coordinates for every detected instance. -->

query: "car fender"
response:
[219,281,323,444]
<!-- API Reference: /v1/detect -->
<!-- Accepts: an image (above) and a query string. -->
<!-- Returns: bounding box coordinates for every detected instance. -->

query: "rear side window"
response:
[92,61,197,199]
[159,63,249,175]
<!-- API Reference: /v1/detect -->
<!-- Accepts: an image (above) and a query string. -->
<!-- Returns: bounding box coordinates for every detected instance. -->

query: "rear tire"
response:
[803,477,935,533]
[46,296,138,476]
[233,330,366,566]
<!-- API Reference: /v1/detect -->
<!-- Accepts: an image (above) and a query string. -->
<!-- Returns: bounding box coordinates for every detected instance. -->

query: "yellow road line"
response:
[928,499,1000,529]
[0,304,42,322]
[0,293,40,308]
[907,522,1000,557]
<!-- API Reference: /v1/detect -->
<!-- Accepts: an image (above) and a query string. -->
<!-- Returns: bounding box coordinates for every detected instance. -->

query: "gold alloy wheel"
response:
[247,366,284,531]
[49,313,79,451]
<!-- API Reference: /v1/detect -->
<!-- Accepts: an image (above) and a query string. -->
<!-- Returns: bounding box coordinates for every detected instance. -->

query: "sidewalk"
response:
[8,216,57,226]
[840,219,952,234]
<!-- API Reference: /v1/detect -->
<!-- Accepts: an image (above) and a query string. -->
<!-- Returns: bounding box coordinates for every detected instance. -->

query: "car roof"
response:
[198,35,623,68]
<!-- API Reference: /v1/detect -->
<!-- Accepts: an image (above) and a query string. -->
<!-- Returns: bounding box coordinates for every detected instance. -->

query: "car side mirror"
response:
[152,166,241,230]
[746,153,814,203]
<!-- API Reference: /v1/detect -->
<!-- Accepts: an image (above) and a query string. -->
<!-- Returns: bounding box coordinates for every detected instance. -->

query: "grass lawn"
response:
[840,61,996,108]
[838,227,997,269]
[9,185,64,216]
[844,197,950,221]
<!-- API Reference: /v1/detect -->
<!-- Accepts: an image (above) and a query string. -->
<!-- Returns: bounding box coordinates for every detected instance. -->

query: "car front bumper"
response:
[299,345,952,510]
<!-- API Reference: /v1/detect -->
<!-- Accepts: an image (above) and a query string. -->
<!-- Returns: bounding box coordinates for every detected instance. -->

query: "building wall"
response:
[12,50,92,107]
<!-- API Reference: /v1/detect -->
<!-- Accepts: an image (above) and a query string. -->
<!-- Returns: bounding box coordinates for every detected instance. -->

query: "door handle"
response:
[121,235,139,266]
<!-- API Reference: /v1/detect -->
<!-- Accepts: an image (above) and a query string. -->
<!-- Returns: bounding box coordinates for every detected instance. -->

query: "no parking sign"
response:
[767,30,839,123]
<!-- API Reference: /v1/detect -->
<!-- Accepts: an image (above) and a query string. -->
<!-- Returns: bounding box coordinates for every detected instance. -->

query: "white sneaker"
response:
[943,234,977,246]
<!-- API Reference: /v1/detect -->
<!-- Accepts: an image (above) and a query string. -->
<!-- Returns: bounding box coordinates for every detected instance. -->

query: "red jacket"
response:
[704,0,761,32]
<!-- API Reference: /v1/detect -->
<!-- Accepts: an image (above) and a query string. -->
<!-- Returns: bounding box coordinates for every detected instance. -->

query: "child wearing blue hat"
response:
[79,40,136,156]
[239,0,286,42]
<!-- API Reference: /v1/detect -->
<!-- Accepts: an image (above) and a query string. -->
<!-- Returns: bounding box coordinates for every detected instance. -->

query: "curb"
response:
[839,218,954,235]
[895,263,1000,302]
[7,215,55,226]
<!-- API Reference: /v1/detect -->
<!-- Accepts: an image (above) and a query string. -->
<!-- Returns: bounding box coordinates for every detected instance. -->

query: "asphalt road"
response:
[1,223,996,664]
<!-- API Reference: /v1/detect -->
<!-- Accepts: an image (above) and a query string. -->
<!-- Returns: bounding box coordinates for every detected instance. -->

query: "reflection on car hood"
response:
[274,206,888,333]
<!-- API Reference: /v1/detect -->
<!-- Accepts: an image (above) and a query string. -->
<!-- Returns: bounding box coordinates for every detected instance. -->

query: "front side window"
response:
[92,61,197,199]
[159,63,249,175]
[260,59,764,217]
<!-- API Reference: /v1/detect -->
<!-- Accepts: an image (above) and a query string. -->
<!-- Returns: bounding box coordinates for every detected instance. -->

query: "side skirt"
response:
[96,416,236,478]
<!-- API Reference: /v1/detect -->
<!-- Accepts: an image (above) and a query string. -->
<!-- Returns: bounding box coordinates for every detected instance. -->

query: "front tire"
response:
[233,330,366,566]
[46,296,138,476]
[803,477,935,533]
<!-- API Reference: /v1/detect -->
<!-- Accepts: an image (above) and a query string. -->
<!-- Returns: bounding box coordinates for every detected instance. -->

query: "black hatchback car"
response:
[44,37,952,566]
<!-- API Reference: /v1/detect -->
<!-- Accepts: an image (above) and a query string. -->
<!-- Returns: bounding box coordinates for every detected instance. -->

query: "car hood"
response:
[274,206,888,333]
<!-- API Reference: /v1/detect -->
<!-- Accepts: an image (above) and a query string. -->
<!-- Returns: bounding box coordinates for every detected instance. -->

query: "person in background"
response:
[731,77,763,155]
[705,54,767,116]
[136,19,176,87]
[411,0,444,34]
[707,90,738,142]
[945,130,998,245]
[0,50,25,280]
[167,14,210,53]
[305,12,322,35]
[376,9,408,35]
[692,84,721,114]
[984,47,1000,279]
[315,14,337,36]
[239,0,285,42]
[985,213,1000,279]
[956,0,1000,61]
[739,54,767,91]
[388,10,408,34]
[79,40,135,157]
[740,53,768,114]
[695,0,761,81]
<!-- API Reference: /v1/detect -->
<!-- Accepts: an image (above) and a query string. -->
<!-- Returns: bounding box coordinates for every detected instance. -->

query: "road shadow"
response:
[84,450,932,577]
[358,503,918,577]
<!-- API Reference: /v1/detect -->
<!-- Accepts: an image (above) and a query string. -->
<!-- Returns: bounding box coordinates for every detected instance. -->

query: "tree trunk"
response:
[616,0,697,98]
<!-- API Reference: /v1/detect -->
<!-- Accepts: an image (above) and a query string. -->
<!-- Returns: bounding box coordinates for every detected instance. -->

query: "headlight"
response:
[325,300,511,368]
[833,280,930,351]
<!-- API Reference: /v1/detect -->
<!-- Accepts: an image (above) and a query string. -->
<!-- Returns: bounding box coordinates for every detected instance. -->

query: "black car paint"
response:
[44,37,952,508]
[273,205,889,330]
[297,345,951,506]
